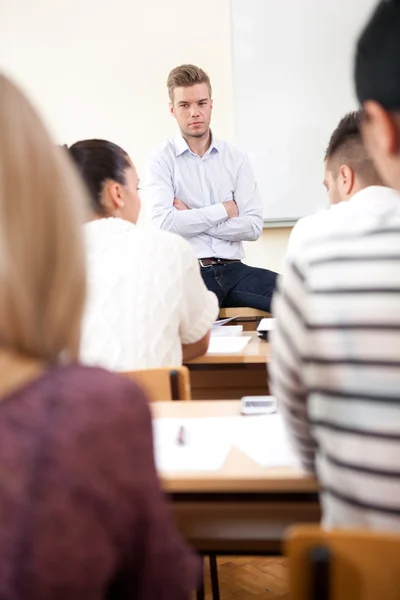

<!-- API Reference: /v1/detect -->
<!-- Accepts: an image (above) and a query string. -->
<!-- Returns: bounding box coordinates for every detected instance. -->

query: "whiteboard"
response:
[231,0,377,223]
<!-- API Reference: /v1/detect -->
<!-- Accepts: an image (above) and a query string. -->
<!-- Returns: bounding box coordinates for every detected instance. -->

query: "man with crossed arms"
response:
[147,64,277,312]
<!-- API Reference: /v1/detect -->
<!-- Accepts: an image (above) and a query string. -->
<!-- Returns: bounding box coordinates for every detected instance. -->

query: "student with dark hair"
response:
[355,0,400,191]
[270,1,400,530]
[286,110,384,259]
[68,139,218,371]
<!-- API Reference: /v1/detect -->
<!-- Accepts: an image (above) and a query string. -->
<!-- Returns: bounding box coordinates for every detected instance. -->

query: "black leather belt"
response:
[199,258,241,267]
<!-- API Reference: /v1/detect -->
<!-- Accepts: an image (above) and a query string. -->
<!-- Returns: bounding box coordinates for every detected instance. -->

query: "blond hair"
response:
[167,64,212,102]
[0,74,89,363]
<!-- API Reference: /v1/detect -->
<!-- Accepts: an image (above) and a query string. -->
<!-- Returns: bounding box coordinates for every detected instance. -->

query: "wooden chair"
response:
[121,366,191,401]
[122,367,217,599]
[122,366,221,599]
[219,307,271,331]
[286,525,400,600]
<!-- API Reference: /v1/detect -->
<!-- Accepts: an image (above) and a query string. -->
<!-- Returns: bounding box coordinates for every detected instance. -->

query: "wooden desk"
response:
[185,332,270,399]
[153,401,320,554]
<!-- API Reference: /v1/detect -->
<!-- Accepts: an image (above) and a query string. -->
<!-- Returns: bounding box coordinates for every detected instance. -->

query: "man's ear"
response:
[338,164,355,197]
[363,100,399,156]
[170,102,176,119]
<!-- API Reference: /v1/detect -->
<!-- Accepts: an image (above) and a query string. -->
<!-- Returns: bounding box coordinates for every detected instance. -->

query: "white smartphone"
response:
[257,318,276,340]
[240,395,277,415]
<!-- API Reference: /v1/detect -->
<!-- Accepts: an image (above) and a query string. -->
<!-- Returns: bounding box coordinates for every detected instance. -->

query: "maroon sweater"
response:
[0,364,200,599]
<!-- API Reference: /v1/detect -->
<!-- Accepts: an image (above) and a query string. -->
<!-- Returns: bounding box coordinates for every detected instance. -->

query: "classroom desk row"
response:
[185,332,270,400]
[152,401,320,555]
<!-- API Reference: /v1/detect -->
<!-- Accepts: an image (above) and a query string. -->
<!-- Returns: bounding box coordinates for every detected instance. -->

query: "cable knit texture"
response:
[80,218,218,370]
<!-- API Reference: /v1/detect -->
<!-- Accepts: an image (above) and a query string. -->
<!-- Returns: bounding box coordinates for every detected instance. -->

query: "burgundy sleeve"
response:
[104,376,203,600]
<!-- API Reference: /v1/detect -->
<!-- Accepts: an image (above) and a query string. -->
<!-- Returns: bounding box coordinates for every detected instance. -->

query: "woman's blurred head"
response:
[68,140,141,224]
[0,73,88,362]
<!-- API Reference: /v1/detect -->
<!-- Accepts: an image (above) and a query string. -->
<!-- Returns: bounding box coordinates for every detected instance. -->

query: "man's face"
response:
[170,83,213,139]
[323,164,344,205]
[361,101,400,191]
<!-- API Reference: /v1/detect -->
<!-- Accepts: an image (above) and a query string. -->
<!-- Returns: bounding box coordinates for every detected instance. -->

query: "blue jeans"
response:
[200,261,277,312]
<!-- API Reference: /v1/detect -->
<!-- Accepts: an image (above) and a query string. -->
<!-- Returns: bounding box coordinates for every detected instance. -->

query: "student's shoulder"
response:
[287,211,331,261]
[51,363,150,423]
[290,210,331,241]
[148,138,177,165]
[215,138,248,165]
[149,227,196,255]
[294,211,331,235]
[135,226,195,257]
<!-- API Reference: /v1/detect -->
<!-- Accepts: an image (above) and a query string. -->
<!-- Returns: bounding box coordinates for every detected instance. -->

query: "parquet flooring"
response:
[203,556,290,599]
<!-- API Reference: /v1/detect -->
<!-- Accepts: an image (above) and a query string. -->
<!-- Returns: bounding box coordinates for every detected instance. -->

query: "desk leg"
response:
[209,554,220,600]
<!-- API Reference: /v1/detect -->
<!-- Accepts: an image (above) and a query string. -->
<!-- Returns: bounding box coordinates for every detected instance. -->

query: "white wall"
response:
[0,0,288,272]
[0,0,234,174]
[231,0,376,222]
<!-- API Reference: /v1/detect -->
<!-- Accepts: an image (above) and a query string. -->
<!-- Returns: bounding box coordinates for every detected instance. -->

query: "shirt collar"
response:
[174,131,220,157]
[348,185,400,208]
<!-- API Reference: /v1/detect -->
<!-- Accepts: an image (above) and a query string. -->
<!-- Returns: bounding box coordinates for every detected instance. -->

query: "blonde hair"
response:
[0,74,89,363]
[167,64,212,102]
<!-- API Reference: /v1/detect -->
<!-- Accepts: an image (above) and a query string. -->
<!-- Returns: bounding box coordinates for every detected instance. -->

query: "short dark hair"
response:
[68,139,130,215]
[355,0,400,110]
[325,111,382,185]
[167,64,212,102]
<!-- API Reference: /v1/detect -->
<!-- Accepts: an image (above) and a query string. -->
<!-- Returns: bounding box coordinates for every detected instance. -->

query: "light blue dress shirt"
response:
[146,134,263,260]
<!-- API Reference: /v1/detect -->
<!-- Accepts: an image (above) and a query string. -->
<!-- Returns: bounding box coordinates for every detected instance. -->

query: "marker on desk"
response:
[176,425,186,446]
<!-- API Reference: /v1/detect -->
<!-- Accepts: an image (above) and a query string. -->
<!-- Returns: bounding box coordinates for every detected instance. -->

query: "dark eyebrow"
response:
[178,99,209,106]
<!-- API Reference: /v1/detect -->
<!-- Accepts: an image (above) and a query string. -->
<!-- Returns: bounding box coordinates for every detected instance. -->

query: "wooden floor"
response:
[203,556,289,599]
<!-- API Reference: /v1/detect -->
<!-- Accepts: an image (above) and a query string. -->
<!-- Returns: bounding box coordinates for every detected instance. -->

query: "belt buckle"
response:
[199,259,212,268]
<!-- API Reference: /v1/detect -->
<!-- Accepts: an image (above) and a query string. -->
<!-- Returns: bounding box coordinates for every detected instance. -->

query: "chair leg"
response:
[209,554,220,600]
[196,582,205,600]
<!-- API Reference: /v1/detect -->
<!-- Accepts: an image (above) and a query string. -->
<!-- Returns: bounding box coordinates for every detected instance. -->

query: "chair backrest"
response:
[219,307,271,319]
[121,366,191,402]
[286,525,400,600]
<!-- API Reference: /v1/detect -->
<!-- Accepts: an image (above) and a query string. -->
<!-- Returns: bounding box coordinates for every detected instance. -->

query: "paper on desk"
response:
[212,316,239,328]
[153,418,231,472]
[207,336,251,354]
[211,325,243,337]
[233,414,299,468]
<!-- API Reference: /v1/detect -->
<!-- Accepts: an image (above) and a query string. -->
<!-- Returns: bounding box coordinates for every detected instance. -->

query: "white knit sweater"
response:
[80,218,218,371]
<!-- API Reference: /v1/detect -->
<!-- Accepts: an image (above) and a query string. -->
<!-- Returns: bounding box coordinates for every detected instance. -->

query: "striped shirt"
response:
[270,185,400,531]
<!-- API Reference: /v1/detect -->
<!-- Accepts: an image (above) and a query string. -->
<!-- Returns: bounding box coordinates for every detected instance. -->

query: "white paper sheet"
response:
[153,418,232,472]
[211,325,243,337]
[153,414,299,472]
[212,316,239,328]
[207,336,251,354]
[233,414,299,468]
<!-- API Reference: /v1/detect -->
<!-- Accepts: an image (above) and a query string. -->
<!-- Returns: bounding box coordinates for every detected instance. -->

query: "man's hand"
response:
[173,198,189,211]
[223,200,239,219]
